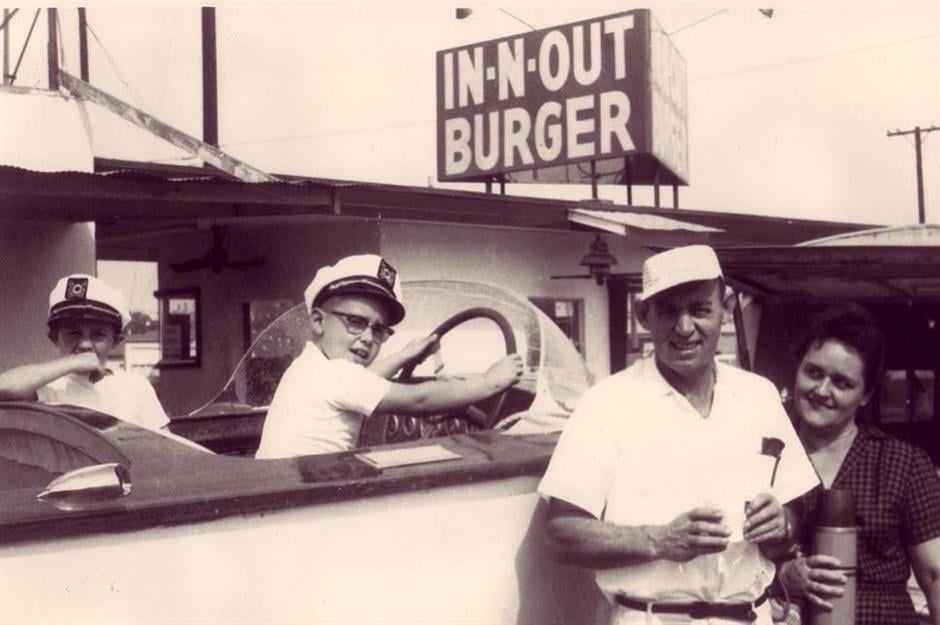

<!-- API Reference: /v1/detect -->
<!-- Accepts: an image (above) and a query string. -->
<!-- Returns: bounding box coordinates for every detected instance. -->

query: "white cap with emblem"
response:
[304,254,405,325]
[48,274,131,329]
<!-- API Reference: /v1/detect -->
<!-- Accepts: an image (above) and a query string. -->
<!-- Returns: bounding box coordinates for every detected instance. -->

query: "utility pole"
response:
[202,7,219,148]
[78,8,89,82]
[2,9,10,85]
[887,125,940,224]
[46,8,58,90]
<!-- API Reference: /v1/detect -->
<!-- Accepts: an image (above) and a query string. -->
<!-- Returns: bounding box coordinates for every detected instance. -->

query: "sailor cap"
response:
[304,254,405,325]
[48,274,131,329]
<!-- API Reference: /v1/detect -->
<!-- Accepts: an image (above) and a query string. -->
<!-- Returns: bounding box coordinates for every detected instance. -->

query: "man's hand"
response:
[743,492,788,544]
[484,354,524,391]
[651,508,730,562]
[779,555,846,610]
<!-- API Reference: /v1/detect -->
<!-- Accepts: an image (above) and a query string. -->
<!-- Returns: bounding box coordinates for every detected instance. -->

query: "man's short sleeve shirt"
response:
[255,342,391,458]
[538,357,819,604]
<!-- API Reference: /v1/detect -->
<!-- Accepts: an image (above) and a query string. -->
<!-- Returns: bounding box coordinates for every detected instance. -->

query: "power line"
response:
[669,9,727,36]
[691,32,936,82]
[108,21,935,167]
[8,9,40,84]
[219,32,935,150]
[219,118,435,148]
[85,20,147,110]
[0,8,18,32]
[498,8,536,32]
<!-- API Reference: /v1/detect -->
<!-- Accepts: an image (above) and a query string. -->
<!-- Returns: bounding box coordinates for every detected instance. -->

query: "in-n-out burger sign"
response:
[436,9,688,185]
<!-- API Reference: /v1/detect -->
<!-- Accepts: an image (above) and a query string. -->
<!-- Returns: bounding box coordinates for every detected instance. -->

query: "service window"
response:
[154,288,200,368]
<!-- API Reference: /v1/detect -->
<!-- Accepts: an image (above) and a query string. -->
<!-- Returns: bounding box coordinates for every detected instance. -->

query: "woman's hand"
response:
[779,554,847,610]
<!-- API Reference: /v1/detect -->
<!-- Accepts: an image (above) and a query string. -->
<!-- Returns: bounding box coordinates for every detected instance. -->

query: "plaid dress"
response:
[794,426,940,625]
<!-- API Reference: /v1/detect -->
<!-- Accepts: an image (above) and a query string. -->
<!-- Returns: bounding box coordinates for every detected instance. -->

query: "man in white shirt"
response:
[538,245,819,624]
[0,274,169,432]
[256,254,524,458]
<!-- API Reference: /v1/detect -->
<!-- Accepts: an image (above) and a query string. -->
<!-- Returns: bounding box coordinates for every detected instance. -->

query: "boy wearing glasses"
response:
[255,254,524,458]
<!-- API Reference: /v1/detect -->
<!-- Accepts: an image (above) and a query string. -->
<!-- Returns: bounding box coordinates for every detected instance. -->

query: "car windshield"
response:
[189,280,593,432]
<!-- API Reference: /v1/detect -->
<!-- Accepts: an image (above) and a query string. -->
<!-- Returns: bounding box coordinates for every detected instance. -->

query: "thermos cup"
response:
[810,488,857,625]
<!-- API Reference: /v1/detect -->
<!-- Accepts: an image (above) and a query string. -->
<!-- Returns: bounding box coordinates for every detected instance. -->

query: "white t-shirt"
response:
[255,342,392,459]
[538,357,819,621]
[37,371,170,431]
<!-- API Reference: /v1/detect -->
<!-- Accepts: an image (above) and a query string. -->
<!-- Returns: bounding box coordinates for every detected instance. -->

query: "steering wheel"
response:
[360,307,517,446]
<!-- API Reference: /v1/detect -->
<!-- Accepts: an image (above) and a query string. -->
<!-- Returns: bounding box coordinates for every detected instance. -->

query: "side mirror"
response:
[37,462,132,510]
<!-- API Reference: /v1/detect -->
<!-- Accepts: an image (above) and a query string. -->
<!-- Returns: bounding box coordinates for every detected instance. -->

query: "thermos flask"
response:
[810,488,857,625]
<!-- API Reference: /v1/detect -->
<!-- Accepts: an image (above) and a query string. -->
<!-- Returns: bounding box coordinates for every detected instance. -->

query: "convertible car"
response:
[0,280,604,625]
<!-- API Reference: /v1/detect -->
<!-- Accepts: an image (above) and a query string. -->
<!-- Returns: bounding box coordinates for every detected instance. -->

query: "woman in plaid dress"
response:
[776,305,940,625]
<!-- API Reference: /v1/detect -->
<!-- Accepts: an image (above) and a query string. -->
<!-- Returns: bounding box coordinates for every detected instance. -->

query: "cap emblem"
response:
[65,277,89,301]
[377,259,397,290]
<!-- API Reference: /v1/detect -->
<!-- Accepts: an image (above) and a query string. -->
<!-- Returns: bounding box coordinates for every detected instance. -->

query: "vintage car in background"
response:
[0,280,605,625]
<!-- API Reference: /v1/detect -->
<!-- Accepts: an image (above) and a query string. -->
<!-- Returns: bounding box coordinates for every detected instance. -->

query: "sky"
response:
[4,1,939,309]
[5,1,937,225]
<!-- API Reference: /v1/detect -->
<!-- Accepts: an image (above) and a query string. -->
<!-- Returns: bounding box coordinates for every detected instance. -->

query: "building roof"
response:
[0,159,878,246]
[716,233,940,300]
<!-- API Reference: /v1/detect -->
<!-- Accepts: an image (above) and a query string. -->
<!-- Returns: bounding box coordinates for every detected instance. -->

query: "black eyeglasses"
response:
[323,310,395,343]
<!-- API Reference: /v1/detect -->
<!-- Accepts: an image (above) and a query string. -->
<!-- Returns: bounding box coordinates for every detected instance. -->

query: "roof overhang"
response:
[0,162,880,246]
[569,207,724,236]
[717,245,940,300]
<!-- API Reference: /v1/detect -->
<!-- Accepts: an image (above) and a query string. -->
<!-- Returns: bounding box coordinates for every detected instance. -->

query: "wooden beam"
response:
[58,70,278,183]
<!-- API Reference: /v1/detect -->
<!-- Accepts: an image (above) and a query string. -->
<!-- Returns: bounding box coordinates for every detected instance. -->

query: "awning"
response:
[568,208,724,236]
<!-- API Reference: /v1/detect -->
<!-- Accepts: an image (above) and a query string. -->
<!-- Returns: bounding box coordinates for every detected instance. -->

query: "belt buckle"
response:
[687,602,710,620]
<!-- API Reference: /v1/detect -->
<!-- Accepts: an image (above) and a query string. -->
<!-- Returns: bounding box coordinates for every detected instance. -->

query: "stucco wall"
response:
[380,222,650,380]
[0,221,96,372]
[156,220,380,415]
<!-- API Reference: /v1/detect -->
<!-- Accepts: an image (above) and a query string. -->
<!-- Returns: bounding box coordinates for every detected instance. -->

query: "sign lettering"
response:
[436,9,688,186]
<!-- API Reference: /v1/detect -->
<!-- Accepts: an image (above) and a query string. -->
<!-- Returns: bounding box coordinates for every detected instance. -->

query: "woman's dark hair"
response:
[793,303,885,392]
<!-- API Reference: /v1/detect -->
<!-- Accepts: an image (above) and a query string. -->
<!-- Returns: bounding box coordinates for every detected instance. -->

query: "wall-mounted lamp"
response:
[580,234,618,285]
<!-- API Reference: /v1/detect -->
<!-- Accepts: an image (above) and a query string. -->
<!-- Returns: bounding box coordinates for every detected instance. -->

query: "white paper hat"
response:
[304,254,405,324]
[48,274,131,329]
[640,245,723,301]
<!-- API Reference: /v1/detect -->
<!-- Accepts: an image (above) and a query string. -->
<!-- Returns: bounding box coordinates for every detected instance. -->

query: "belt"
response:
[614,592,768,622]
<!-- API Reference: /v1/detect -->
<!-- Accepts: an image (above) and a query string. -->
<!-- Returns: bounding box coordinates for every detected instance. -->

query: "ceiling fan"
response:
[170,226,265,274]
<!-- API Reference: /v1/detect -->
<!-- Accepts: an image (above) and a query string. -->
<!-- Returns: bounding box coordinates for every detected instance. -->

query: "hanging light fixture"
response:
[580,234,618,285]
